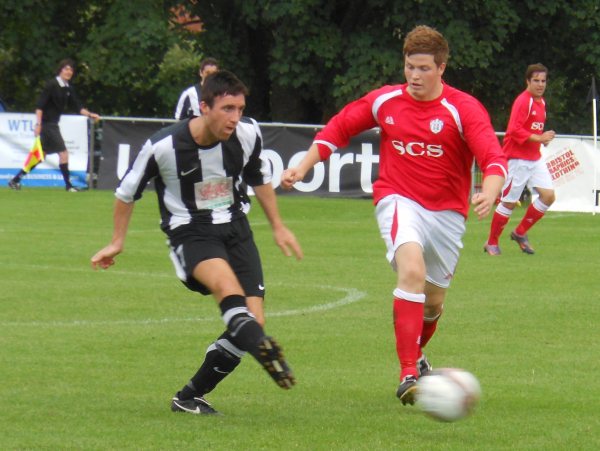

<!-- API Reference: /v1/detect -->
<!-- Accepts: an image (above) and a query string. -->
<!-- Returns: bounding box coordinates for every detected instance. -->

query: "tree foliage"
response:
[1,0,599,133]
[0,0,203,117]
[171,0,600,132]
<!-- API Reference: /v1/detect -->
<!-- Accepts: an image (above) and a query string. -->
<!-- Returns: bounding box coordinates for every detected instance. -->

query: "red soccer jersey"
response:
[314,83,507,217]
[502,90,547,161]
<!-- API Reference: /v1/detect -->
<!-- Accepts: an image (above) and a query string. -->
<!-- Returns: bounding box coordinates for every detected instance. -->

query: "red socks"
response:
[393,292,425,380]
[490,200,548,243]
[420,315,440,349]
[515,202,546,236]
[487,208,511,245]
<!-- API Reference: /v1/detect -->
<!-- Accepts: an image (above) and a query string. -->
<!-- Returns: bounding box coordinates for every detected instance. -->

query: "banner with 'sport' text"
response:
[3,114,598,213]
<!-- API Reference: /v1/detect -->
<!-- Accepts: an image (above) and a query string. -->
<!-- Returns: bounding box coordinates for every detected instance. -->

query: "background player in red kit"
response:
[281,25,507,406]
[484,64,556,255]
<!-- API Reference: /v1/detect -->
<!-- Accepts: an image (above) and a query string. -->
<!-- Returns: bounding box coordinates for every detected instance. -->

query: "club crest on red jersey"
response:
[430,118,444,134]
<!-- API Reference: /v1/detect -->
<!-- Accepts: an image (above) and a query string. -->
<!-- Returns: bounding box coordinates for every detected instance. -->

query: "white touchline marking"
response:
[0,261,367,327]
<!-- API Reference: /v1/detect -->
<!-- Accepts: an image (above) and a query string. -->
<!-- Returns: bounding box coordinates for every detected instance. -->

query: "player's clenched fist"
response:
[280,168,300,190]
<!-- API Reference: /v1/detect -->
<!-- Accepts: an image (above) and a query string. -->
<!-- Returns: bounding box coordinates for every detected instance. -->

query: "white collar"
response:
[56,76,69,87]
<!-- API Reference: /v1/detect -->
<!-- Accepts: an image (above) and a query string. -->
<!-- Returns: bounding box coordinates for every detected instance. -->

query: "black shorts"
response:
[40,123,67,154]
[167,216,265,297]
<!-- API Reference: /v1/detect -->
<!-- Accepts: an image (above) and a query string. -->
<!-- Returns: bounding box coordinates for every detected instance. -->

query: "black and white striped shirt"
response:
[116,117,272,231]
[174,85,201,120]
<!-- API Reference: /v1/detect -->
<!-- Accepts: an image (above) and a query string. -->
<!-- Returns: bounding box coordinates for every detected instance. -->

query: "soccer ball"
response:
[416,368,481,422]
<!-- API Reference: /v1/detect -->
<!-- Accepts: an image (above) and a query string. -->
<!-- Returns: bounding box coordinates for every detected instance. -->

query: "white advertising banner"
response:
[0,112,88,188]
[5,112,597,212]
[542,136,600,213]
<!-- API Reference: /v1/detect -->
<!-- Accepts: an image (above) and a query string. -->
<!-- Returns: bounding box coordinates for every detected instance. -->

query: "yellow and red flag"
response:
[22,137,45,173]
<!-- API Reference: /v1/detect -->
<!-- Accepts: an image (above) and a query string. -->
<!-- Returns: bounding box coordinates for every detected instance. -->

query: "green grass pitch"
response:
[1,188,599,450]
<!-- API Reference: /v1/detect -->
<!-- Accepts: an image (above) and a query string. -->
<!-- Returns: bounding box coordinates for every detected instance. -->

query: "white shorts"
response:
[374,195,465,288]
[501,158,553,203]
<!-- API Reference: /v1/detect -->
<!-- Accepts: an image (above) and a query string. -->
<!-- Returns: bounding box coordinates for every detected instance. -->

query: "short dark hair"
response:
[201,70,249,107]
[200,57,219,72]
[55,58,75,75]
[525,63,548,81]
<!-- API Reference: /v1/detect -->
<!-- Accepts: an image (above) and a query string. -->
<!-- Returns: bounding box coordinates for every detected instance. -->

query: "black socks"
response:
[12,169,26,183]
[59,163,71,188]
[219,295,265,355]
[178,295,266,400]
[179,332,243,399]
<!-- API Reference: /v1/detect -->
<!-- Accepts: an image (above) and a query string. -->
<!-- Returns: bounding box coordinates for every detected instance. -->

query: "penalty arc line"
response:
[0,284,366,328]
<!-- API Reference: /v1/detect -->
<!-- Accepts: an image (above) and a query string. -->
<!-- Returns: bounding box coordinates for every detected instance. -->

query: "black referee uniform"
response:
[8,74,88,190]
[37,76,84,154]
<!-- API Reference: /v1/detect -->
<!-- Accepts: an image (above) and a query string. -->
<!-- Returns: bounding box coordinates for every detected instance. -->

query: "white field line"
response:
[1,263,366,327]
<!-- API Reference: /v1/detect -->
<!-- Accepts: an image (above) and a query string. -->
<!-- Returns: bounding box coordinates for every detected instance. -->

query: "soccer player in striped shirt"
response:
[92,71,303,415]
[174,57,219,120]
[282,25,507,406]
[484,64,556,255]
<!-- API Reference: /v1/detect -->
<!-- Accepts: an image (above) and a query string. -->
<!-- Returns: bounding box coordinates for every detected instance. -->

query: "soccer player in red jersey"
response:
[484,64,556,255]
[281,25,507,405]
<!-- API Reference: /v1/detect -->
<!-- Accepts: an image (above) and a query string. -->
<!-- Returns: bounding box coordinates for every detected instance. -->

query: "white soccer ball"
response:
[416,368,482,422]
